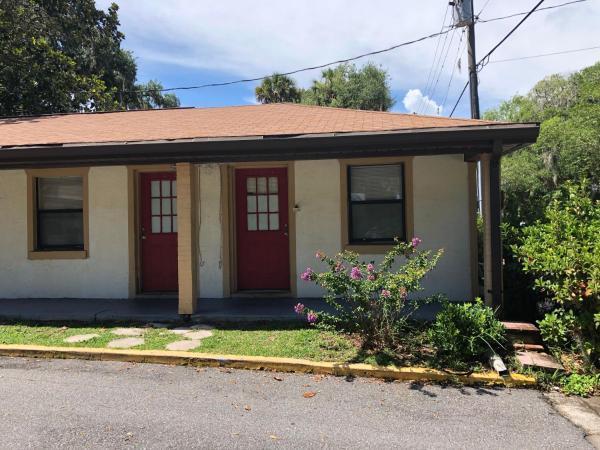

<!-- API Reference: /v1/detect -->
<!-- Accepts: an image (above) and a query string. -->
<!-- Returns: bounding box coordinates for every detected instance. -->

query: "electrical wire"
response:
[427,27,459,113]
[441,29,468,110]
[487,45,600,63]
[418,3,451,114]
[477,0,587,23]
[449,0,547,117]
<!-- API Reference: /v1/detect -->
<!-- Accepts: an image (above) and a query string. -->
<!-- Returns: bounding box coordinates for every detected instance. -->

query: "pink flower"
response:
[399,287,408,299]
[306,312,318,324]
[350,266,362,280]
[334,262,346,273]
[367,263,375,272]
[315,250,325,260]
[300,268,314,281]
[411,237,422,248]
[294,303,305,315]
[381,289,391,298]
[367,274,376,281]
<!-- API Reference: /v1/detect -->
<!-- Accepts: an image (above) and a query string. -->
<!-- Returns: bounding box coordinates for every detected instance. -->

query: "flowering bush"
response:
[295,238,443,350]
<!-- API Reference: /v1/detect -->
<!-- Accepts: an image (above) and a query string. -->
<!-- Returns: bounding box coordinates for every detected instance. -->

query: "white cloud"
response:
[403,89,442,115]
[98,0,600,114]
[243,96,258,105]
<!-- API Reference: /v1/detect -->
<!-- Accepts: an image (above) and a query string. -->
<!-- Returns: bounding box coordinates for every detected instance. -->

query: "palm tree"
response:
[255,73,301,104]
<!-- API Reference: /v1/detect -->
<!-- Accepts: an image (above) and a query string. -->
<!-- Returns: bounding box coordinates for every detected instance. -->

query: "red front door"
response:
[140,172,178,292]
[235,168,290,291]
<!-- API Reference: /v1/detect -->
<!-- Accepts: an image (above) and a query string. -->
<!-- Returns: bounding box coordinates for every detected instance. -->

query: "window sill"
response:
[28,250,88,260]
[344,243,398,254]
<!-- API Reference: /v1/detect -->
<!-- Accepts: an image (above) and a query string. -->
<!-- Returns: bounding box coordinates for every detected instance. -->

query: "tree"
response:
[255,73,300,104]
[485,62,600,226]
[301,63,394,111]
[0,0,179,115]
[132,80,180,109]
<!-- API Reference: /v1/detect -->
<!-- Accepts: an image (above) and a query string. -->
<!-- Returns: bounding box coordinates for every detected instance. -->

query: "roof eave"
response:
[0,123,540,169]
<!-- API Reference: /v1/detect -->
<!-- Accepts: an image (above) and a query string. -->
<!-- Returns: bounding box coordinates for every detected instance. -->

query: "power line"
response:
[449,0,547,117]
[419,4,451,114]
[488,45,600,63]
[121,27,457,95]
[427,27,459,112]
[441,29,468,111]
[477,0,587,23]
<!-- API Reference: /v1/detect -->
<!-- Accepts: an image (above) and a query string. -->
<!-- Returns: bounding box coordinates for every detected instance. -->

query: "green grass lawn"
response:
[0,321,360,362]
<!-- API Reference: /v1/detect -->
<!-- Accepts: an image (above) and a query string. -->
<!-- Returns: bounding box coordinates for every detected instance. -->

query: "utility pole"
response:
[452,0,480,119]
[466,0,480,119]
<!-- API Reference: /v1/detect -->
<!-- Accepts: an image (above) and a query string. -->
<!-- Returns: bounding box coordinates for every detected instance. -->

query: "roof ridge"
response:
[272,102,491,122]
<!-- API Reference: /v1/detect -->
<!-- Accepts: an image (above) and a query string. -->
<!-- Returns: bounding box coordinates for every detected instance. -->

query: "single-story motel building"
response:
[0,104,539,316]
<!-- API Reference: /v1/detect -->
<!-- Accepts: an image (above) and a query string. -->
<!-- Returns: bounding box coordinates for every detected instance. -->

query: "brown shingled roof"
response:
[0,103,495,148]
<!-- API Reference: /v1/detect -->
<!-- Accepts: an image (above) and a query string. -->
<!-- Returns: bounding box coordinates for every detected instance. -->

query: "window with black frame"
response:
[348,164,405,244]
[36,176,84,250]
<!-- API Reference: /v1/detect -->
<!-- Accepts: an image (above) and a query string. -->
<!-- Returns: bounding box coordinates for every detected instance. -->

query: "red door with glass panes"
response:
[140,172,178,292]
[235,168,290,291]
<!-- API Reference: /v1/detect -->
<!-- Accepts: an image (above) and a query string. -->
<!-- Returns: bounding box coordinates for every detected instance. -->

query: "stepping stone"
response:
[64,333,99,343]
[107,337,144,349]
[166,340,201,351]
[112,328,145,337]
[182,330,213,340]
[170,327,193,335]
[516,351,564,372]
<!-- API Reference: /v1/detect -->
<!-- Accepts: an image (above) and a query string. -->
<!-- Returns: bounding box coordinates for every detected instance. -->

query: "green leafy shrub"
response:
[538,309,575,351]
[514,181,600,368]
[295,238,443,350]
[428,299,506,370]
[561,373,600,397]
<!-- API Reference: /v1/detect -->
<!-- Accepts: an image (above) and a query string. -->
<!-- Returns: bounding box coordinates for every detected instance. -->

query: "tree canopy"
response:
[255,63,395,112]
[255,73,300,104]
[484,62,600,226]
[0,0,179,116]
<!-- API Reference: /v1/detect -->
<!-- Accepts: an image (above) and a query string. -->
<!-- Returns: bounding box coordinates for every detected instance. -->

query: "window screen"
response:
[36,177,84,250]
[348,164,405,243]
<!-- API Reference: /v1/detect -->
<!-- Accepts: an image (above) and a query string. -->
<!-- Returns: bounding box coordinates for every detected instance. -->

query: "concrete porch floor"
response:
[0,297,441,323]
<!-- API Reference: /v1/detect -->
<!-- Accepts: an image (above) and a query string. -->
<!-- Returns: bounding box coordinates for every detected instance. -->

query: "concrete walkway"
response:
[0,297,440,323]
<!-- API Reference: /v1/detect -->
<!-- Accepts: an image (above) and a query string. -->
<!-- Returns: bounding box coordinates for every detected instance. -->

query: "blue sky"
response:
[98,0,600,118]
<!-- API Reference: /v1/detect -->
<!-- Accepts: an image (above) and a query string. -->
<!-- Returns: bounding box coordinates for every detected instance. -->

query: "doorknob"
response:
[141,227,147,240]
[283,223,288,236]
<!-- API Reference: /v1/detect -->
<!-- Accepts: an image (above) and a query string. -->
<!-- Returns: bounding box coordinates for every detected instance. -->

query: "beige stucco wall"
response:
[0,166,130,298]
[293,156,473,300]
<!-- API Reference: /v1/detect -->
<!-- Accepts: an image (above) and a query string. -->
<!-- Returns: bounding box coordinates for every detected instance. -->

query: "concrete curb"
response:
[0,344,536,386]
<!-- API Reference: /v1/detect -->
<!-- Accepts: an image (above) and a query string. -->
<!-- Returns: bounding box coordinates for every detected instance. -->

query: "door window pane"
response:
[162,216,172,233]
[152,216,161,233]
[257,195,268,212]
[246,177,256,193]
[161,180,171,197]
[257,177,267,194]
[247,214,257,231]
[268,177,278,193]
[247,196,257,213]
[258,213,268,230]
[268,195,278,212]
[161,198,171,215]
[151,199,161,215]
[172,216,177,232]
[172,198,177,214]
[269,213,279,230]
[171,180,177,197]
[151,180,160,197]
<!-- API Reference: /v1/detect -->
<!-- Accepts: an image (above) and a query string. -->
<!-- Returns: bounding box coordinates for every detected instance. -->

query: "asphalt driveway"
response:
[0,357,590,449]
